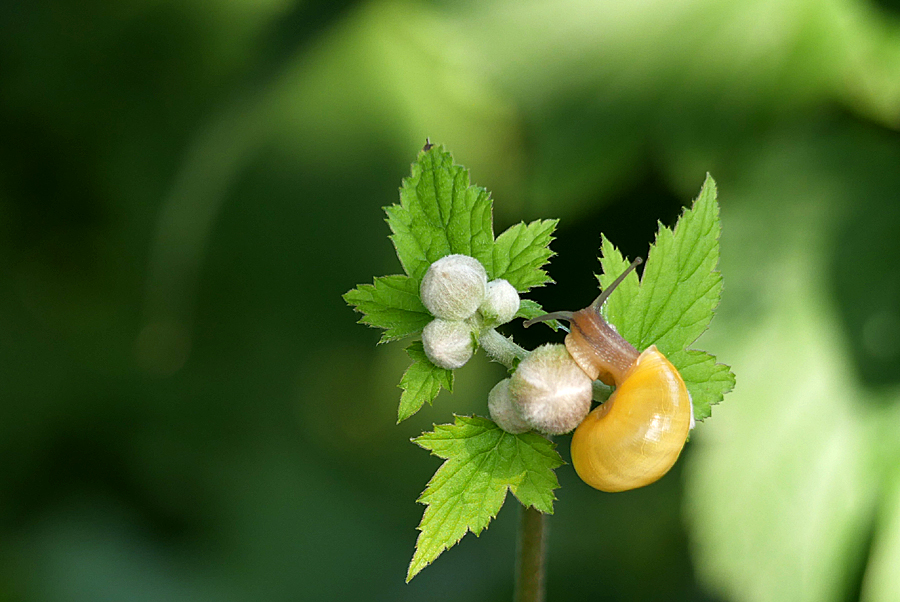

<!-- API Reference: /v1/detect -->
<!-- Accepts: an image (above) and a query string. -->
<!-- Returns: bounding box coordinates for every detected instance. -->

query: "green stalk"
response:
[514,505,547,602]
[477,327,528,369]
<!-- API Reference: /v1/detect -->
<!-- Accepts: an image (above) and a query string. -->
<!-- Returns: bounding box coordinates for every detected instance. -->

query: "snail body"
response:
[525,258,692,492]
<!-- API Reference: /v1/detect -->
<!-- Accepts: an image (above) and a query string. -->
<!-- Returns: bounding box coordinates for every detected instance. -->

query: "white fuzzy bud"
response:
[421,318,475,370]
[479,279,520,327]
[420,254,488,321]
[509,344,592,435]
[488,378,532,434]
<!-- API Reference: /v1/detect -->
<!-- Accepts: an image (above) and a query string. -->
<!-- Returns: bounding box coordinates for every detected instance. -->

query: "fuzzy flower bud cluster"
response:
[419,254,520,370]
[489,344,593,436]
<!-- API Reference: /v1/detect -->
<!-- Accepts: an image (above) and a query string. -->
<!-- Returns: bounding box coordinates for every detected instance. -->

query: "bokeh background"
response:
[2,0,900,600]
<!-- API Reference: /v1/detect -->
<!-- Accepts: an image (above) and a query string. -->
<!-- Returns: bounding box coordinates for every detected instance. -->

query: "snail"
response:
[524,258,692,492]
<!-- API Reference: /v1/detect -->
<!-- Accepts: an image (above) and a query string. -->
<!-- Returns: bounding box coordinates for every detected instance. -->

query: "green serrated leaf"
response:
[407,415,563,582]
[492,219,558,291]
[343,275,432,342]
[397,342,454,423]
[623,175,722,352]
[387,145,495,283]
[596,234,641,324]
[667,348,736,421]
[598,175,734,420]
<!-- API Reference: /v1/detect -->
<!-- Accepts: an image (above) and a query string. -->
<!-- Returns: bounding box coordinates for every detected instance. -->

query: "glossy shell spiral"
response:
[570,345,691,492]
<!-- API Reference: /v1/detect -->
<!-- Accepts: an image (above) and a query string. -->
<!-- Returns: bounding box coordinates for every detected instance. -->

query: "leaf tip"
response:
[406,553,429,583]
[405,559,419,583]
[697,173,719,209]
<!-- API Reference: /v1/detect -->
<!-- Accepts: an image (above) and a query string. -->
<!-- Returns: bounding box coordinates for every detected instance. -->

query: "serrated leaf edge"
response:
[406,416,563,581]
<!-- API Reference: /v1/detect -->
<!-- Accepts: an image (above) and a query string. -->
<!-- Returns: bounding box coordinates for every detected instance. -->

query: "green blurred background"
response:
[2,0,900,600]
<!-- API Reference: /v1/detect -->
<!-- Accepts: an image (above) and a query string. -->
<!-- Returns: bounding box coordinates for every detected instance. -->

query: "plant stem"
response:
[514,505,547,602]
[479,326,547,601]
[478,327,529,369]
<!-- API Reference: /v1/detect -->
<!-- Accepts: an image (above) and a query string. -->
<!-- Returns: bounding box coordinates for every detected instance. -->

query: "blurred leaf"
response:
[829,200,900,388]
[407,416,563,582]
[685,266,877,602]
[397,342,454,423]
[862,467,900,602]
[343,275,431,342]
[684,148,887,602]
[598,176,734,419]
